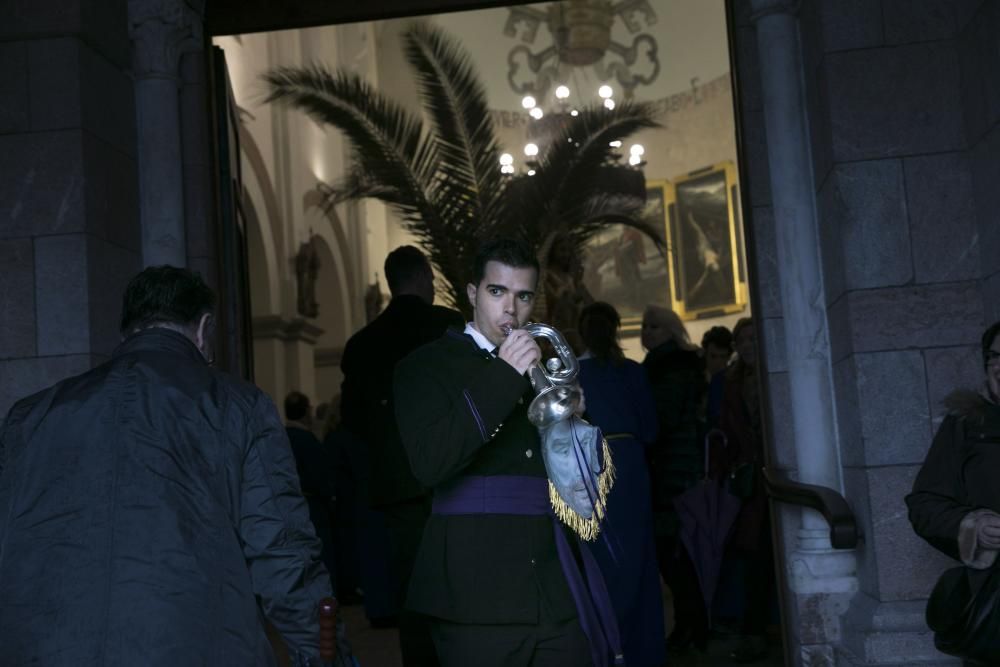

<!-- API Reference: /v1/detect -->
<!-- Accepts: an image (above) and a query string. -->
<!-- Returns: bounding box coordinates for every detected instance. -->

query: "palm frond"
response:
[403,22,505,229]
[263,66,440,225]
[541,102,660,214]
[501,102,660,247]
[264,32,663,316]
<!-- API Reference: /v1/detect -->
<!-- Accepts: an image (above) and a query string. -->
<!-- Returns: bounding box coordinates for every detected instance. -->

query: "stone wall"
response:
[733,0,993,664]
[0,0,141,423]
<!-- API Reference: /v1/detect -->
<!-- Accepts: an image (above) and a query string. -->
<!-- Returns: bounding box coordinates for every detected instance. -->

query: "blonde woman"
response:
[641,305,709,655]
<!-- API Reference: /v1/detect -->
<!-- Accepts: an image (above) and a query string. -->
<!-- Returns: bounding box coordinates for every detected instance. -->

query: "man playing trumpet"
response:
[395,238,620,667]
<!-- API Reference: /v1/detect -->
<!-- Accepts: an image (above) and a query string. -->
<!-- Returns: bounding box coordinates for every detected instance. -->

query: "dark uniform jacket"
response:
[0,329,330,666]
[393,329,577,624]
[907,392,1000,561]
[340,295,463,508]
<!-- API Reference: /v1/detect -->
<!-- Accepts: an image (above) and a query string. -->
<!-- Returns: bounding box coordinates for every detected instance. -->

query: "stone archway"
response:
[308,211,354,407]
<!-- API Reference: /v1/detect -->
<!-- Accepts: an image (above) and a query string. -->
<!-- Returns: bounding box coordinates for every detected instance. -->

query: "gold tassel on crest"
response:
[548,436,616,541]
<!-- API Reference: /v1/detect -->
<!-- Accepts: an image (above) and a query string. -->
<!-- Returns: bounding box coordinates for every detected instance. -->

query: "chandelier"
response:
[503,0,660,102]
[497,81,648,177]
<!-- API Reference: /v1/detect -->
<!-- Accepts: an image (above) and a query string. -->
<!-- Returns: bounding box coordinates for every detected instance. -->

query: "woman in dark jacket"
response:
[641,305,708,654]
[578,302,665,667]
[907,320,1000,574]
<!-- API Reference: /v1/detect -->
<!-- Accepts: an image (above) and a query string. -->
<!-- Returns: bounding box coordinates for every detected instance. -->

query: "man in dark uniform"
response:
[339,245,463,666]
[394,239,606,667]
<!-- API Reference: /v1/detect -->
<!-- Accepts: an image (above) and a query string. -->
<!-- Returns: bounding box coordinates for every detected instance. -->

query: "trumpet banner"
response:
[539,416,616,541]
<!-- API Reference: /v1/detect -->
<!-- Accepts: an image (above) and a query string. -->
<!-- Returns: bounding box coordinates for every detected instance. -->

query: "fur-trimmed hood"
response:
[944,388,990,416]
[944,387,999,424]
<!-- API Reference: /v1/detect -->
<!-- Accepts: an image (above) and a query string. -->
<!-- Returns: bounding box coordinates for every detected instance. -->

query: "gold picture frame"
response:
[580,179,676,335]
[666,161,748,320]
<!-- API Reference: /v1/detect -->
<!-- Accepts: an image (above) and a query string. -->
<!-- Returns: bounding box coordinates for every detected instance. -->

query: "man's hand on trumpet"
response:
[497,327,542,376]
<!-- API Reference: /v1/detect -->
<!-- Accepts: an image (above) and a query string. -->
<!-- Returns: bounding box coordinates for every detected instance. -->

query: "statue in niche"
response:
[295,235,320,318]
[364,273,384,323]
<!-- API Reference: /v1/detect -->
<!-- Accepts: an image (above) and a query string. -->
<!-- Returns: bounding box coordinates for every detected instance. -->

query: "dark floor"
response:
[339,590,786,667]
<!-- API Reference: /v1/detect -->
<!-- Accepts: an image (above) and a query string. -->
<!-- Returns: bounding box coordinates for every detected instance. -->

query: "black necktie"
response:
[490,347,499,357]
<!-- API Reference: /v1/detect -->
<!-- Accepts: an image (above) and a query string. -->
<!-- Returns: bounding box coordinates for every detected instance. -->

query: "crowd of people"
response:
[269,242,778,666]
[0,239,779,667]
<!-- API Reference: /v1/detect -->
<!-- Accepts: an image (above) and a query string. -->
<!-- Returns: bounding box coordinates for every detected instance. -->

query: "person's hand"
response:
[497,328,542,376]
[977,512,1000,549]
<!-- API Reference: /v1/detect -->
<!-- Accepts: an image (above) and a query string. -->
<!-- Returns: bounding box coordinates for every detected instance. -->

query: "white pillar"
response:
[750,0,856,598]
[129,0,202,267]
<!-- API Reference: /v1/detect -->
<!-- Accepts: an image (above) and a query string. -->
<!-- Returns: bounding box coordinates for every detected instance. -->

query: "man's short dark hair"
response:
[284,391,311,421]
[702,325,734,351]
[471,238,539,286]
[982,320,1000,370]
[120,265,216,336]
[384,245,431,295]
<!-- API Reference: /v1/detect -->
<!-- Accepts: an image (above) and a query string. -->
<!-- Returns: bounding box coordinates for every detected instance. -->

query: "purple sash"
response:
[433,475,625,667]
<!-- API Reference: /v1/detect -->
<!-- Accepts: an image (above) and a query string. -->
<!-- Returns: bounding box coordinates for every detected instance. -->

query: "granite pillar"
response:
[128,0,202,267]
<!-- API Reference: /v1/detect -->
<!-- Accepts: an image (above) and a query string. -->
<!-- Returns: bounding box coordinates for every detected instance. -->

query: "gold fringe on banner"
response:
[548,436,616,541]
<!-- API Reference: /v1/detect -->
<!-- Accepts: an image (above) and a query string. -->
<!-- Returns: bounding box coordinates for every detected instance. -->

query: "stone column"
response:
[750,0,858,660]
[129,0,202,267]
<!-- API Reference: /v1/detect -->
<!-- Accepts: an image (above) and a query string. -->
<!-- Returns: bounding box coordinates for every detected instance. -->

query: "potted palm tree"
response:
[263,21,660,320]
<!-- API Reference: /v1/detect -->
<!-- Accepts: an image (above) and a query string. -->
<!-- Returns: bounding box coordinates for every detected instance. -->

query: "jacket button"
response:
[380,399,388,406]
[525,449,533,458]
[530,558,536,565]
[518,398,524,404]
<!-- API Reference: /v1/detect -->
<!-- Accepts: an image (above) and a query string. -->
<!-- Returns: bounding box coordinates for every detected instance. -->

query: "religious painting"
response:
[667,161,747,320]
[579,180,674,335]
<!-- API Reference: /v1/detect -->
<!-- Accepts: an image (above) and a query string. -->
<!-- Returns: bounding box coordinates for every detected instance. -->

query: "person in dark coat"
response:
[641,305,709,654]
[907,320,1000,574]
[285,390,339,595]
[394,239,607,667]
[322,395,398,625]
[716,317,775,663]
[578,302,665,667]
[339,245,464,666]
[0,266,334,667]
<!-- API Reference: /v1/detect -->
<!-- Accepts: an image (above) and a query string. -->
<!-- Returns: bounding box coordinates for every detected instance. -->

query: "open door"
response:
[209,45,254,381]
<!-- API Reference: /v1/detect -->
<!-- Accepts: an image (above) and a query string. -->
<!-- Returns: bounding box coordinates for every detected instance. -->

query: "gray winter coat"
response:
[0,328,331,666]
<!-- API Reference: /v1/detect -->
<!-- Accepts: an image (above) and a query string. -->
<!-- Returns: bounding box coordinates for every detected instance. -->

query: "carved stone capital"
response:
[749,0,800,22]
[129,0,203,80]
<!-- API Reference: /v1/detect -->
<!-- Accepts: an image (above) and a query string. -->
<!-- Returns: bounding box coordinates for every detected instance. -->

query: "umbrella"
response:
[672,430,743,617]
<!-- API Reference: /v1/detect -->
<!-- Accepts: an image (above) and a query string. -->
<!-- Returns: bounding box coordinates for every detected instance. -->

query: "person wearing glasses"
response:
[906,320,1000,664]
[908,320,1000,564]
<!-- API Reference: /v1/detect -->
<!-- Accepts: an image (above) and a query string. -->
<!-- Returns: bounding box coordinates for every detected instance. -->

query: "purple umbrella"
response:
[672,430,743,616]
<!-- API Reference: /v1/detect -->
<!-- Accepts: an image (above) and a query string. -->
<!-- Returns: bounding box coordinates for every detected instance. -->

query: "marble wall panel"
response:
[0,238,36,358]
[0,42,28,134]
[0,131,86,239]
[848,282,984,353]
[819,0,883,52]
[833,160,913,291]
[854,350,932,466]
[35,233,90,355]
[866,466,957,601]
[826,42,964,161]
[905,153,979,285]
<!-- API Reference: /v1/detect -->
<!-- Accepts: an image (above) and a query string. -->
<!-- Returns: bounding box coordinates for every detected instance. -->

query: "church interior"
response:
[1,0,999,665]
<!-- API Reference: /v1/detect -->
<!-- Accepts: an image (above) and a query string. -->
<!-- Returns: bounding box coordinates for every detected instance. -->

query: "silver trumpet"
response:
[502,322,582,428]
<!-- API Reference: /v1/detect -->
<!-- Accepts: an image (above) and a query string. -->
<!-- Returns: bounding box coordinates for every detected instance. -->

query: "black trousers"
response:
[429,616,592,667]
[656,535,709,646]
[740,517,777,637]
[382,497,439,667]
